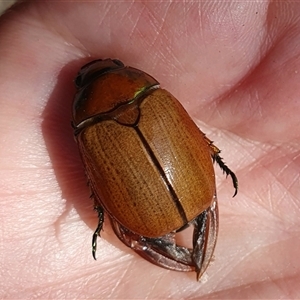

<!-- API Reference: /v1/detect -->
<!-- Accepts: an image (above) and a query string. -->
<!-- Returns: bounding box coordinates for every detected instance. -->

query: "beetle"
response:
[72,58,238,280]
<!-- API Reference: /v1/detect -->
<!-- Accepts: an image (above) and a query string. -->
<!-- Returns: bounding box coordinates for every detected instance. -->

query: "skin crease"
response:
[0,0,300,298]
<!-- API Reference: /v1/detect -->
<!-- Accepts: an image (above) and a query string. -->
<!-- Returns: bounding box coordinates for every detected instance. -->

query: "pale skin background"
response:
[0,1,300,299]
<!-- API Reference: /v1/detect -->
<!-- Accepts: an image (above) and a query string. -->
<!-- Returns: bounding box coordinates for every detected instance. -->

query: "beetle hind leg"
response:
[110,218,194,272]
[192,195,218,280]
[109,196,218,280]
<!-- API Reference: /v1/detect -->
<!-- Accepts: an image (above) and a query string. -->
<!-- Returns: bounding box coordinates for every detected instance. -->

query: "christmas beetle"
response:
[72,59,238,280]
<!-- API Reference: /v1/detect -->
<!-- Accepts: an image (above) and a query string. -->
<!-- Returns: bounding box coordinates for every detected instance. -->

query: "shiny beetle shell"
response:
[72,59,238,280]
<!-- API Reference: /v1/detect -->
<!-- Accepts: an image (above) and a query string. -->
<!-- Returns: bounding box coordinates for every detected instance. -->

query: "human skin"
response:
[0,1,300,299]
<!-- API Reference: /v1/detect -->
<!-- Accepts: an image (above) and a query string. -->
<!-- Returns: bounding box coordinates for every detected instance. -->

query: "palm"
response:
[1,2,299,298]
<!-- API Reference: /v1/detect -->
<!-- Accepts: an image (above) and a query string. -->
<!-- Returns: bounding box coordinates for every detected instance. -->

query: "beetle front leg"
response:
[92,205,104,260]
[204,136,238,196]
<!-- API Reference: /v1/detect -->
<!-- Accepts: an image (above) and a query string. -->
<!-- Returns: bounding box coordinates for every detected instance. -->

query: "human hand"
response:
[1,1,299,298]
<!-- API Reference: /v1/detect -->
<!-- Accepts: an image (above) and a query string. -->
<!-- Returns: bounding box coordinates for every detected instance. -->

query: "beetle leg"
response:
[192,195,218,280]
[92,205,104,260]
[109,196,218,279]
[204,136,238,197]
[110,217,194,272]
[135,234,194,270]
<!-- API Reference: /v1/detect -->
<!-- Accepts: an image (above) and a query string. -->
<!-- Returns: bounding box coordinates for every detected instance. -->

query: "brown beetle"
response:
[72,59,238,280]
